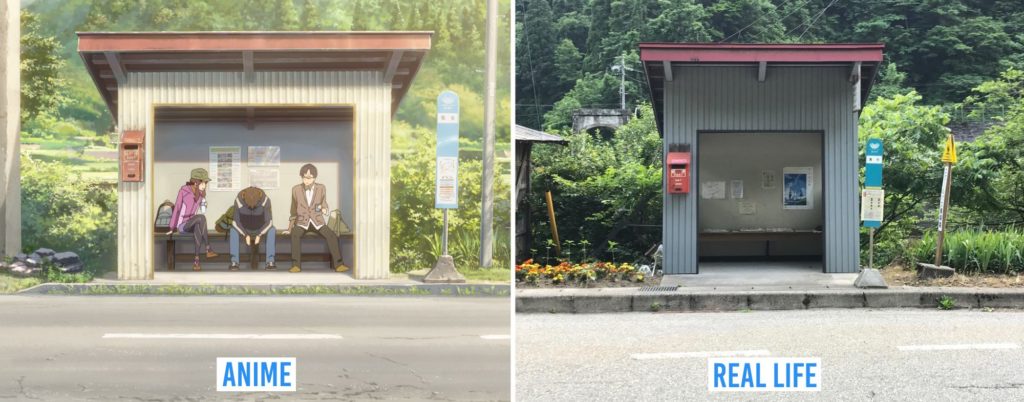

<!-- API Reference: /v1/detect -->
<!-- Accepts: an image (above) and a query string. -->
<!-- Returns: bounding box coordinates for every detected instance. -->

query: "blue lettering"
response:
[714,363,726,388]
[262,362,278,386]
[727,363,739,387]
[806,363,818,388]
[222,362,235,387]
[774,363,784,387]
[741,363,754,388]
[755,363,766,388]
[238,362,249,386]
[793,363,804,387]
[281,362,292,387]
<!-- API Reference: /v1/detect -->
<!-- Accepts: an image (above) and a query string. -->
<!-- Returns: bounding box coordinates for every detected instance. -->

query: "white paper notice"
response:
[861,189,884,221]
[731,180,744,199]
[738,201,756,215]
[209,146,241,191]
[247,146,281,166]
[249,168,279,189]
[436,156,458,205]
[701,181,727,200]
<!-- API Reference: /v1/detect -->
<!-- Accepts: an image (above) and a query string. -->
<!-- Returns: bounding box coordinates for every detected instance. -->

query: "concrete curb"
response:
[517,288,1024,313]
[17,283,510,297]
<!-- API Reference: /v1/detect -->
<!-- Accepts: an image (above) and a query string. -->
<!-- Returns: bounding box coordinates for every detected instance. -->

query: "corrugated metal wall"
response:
[117,71,392,280]
[663,66,859,274]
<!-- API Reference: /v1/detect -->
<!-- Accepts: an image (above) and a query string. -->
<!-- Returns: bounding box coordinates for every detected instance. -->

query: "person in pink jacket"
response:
[166,168,218,270]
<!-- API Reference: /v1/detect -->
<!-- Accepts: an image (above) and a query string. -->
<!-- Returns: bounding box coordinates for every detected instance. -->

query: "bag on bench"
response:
[327,209,350,234]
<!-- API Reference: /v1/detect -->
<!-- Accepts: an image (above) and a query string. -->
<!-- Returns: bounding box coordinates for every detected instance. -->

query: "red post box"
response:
[666,146,690,194]
[120,130,145,182]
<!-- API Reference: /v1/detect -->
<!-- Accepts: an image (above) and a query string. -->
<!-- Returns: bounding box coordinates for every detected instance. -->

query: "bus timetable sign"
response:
[435,90,459,209]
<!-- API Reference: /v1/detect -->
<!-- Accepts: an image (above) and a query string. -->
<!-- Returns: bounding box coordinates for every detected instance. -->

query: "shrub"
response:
[20,156,116,275]
[390,126,511,272]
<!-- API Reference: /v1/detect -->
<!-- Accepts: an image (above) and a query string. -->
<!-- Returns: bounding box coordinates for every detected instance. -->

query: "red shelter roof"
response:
[640,43,885,134]
[78,31,433,120]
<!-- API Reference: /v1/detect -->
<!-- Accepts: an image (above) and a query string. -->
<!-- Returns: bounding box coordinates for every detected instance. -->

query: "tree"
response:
[20,12,66,119]
[527,104,663,263]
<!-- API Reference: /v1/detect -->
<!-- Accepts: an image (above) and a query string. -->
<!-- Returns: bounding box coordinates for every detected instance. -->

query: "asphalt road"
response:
[0,296,510,401]
[517,309,1024,401]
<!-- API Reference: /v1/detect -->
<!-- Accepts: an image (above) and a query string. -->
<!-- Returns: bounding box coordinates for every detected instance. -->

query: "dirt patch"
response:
[882,264,1024,288]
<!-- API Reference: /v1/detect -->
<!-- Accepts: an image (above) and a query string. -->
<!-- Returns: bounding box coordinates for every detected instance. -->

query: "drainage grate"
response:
[639,285,679,292]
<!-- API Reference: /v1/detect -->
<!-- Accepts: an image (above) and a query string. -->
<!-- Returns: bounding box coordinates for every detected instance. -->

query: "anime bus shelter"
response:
[78,32,431,280]
[640,43,884,275]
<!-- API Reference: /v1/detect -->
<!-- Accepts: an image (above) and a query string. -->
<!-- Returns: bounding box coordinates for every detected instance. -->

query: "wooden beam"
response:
[662,61,673,81]
[849,61,861,83]
[758,61,766,82]
[243,51,254,83]
[104,52,126,85]
[383,50,403,83]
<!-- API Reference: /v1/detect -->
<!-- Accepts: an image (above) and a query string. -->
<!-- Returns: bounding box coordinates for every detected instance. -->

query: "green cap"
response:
[190,168,210,182]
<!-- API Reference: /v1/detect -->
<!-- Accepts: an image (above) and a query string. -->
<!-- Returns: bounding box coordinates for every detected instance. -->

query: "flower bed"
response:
[515,259,656,288]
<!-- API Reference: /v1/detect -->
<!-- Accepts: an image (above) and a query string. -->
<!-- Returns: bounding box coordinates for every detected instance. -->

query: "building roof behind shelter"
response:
[640,43,885,135]
[514,125,567,144]
[77,31,432,120]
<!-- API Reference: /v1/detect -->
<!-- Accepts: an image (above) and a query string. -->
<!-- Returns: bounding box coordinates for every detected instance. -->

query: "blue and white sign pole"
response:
[436,91,459,256]
[862,138,884,269]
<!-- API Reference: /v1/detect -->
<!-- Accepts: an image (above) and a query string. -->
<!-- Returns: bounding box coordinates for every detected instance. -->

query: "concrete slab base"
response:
[423,255,466,283]
[661,261,856,291]
[854,268,889,288]
[917,263,955,279]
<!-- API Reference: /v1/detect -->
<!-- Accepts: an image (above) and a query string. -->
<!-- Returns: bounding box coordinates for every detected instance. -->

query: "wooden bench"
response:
[700,231,822,257]
[156,229,354,270]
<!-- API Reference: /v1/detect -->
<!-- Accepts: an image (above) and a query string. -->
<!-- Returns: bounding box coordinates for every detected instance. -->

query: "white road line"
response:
[631,350,771,360]
[897,343,1020,351]
[103,333,342,340]
[480,335,511,340]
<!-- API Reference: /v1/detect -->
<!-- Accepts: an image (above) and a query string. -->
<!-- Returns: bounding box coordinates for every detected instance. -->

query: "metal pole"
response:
[442,209,449,256]
[869,228,874,270]
[934,163,952,266]
[478,0,497,268]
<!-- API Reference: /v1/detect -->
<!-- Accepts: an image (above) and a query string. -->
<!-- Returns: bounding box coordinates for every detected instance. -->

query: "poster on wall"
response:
[248,146,281,166]
[209,146,241,191]
[761,170,776,189]
[730,180,744,199]
[783,167,813,210]
[249,167,279,189]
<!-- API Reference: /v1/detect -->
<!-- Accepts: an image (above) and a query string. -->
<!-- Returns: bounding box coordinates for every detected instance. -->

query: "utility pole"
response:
[479,0,497,268]
[1,0,22,256]
[618,53,626,110]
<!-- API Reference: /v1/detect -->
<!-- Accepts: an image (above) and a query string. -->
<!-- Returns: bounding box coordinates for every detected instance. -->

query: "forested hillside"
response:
[517,0,1024,129]
[516,0,1024,268]
[27,0,511,145]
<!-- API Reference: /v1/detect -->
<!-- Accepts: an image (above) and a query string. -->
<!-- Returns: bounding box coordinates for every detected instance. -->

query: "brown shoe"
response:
[206,250,219,258]
[192,260,202,271]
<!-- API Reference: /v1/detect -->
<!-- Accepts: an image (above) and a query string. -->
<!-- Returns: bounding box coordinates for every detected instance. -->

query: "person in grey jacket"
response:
[229,186,276,270]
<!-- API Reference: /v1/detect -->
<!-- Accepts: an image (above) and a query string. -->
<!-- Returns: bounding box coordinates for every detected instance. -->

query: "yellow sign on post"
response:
[941,134,957,164]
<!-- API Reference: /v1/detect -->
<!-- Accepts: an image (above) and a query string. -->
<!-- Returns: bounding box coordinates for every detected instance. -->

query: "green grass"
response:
[0,273,43,294]
[911,229,1024,274]
[45,283,510,296]
[460,267,511,282]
